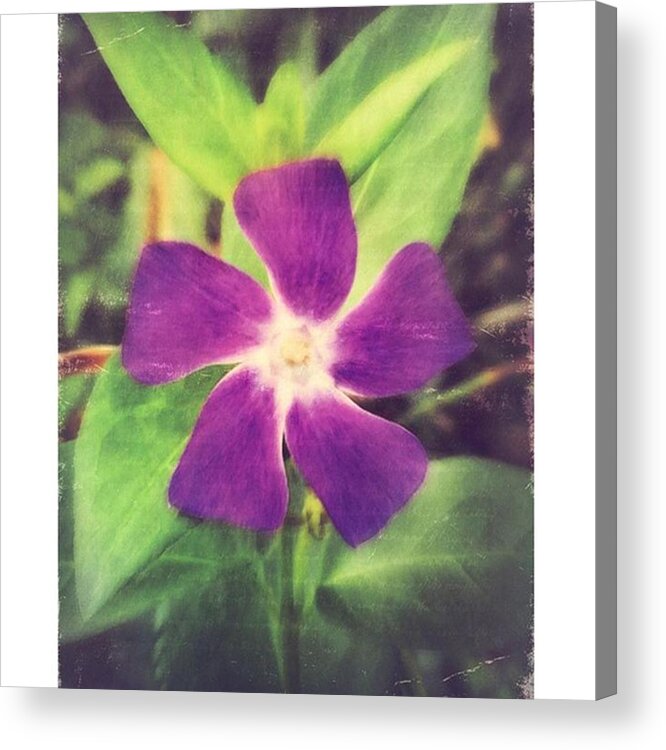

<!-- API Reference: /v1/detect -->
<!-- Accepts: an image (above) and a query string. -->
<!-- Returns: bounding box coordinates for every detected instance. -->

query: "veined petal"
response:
[122,242,273,384]
[169,368,288,530]
[285,391,427,546]
[234,159,357,321]
[332,243,475,397]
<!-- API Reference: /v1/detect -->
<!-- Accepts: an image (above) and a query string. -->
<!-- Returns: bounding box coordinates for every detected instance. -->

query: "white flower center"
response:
[246,308,336,417]
[279,328,313,368]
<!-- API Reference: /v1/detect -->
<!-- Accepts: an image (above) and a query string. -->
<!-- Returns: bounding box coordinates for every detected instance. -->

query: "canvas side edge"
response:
[595,0,618,701]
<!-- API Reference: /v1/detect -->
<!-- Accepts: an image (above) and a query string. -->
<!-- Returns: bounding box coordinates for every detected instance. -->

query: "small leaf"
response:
[255,61,309,165]
[63,271,95,337]
[83,12,257,201]
[74,157,125,200]
[317,458,533,652]
[73,353,229,619]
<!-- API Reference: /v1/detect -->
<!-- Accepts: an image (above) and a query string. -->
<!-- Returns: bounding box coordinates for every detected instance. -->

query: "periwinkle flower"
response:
[123,159,473,546]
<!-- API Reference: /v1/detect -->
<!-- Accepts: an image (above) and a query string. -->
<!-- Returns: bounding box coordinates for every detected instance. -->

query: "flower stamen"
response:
[280,329,312,367]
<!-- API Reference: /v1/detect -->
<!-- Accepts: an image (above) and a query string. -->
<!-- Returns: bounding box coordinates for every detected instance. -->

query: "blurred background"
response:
[59,4,533,695]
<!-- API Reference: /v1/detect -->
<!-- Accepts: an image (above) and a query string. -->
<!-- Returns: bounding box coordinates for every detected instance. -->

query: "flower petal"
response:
[285,391,427,546]
[332,243,475,397]
[169,368,288,531]
[234,159,357,321]
[122,242,273,384]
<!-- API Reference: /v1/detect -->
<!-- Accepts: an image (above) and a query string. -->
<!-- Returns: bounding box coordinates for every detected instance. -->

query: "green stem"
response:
[298,8,318,85]
[403,357,532,423]
[280,522,301,693]
[279,467,307,694]
[474,299,531,335]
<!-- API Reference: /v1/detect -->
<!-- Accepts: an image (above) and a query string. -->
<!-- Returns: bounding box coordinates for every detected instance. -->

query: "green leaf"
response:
[314,40,471,180]
[152,526,398,695]
[62,434,256,643]
[83,12,257,201]
[59,223,88,270]
[63,271,95,337]
[74,157,125,200]
[62,525,254,642]
[317,458,533,652]
[220,202,269,288]
[307,5,495,306]
[298,606,398,695]
[151,575,399,695]
[255,61,309,166]
[58,374,95,438]
[152,561,283,692]
[150,472,294,692]
[73,353,230,619]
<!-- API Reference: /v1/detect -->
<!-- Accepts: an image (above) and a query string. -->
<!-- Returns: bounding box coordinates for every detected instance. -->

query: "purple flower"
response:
[122,159,474,546]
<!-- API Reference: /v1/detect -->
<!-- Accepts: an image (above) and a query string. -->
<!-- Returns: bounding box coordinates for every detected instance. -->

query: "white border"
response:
[0,13,59,687]
[0,1,601,697]
[533,0,597,699]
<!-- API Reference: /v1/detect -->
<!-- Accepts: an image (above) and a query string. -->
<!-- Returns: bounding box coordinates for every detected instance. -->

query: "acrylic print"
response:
[58,4,534,697]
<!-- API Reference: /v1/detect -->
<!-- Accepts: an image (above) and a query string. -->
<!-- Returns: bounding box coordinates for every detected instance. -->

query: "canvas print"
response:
[58,4,534,697]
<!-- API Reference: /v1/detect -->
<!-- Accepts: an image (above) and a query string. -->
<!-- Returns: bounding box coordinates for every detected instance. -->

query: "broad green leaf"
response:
[151,569,399,694]
[307,5,486,148]
[62,526,253,642]
[73,353,229,619]
[150,471,299,692]
[62,438,255,642]
[314,40,470,180]
[150,558,399,694]
[307,5,495,306]
[58,374,95,438]
[152,562,283,692]
[153,466,396,695]
[83,12,257,201]
[317,458,533,652]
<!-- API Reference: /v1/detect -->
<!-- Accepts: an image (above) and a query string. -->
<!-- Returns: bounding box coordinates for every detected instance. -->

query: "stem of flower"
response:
[403,357,532,423]
[474,299,531,335]
[280,523,302,693]
[280,467,306,693]
[146,148,170,242]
